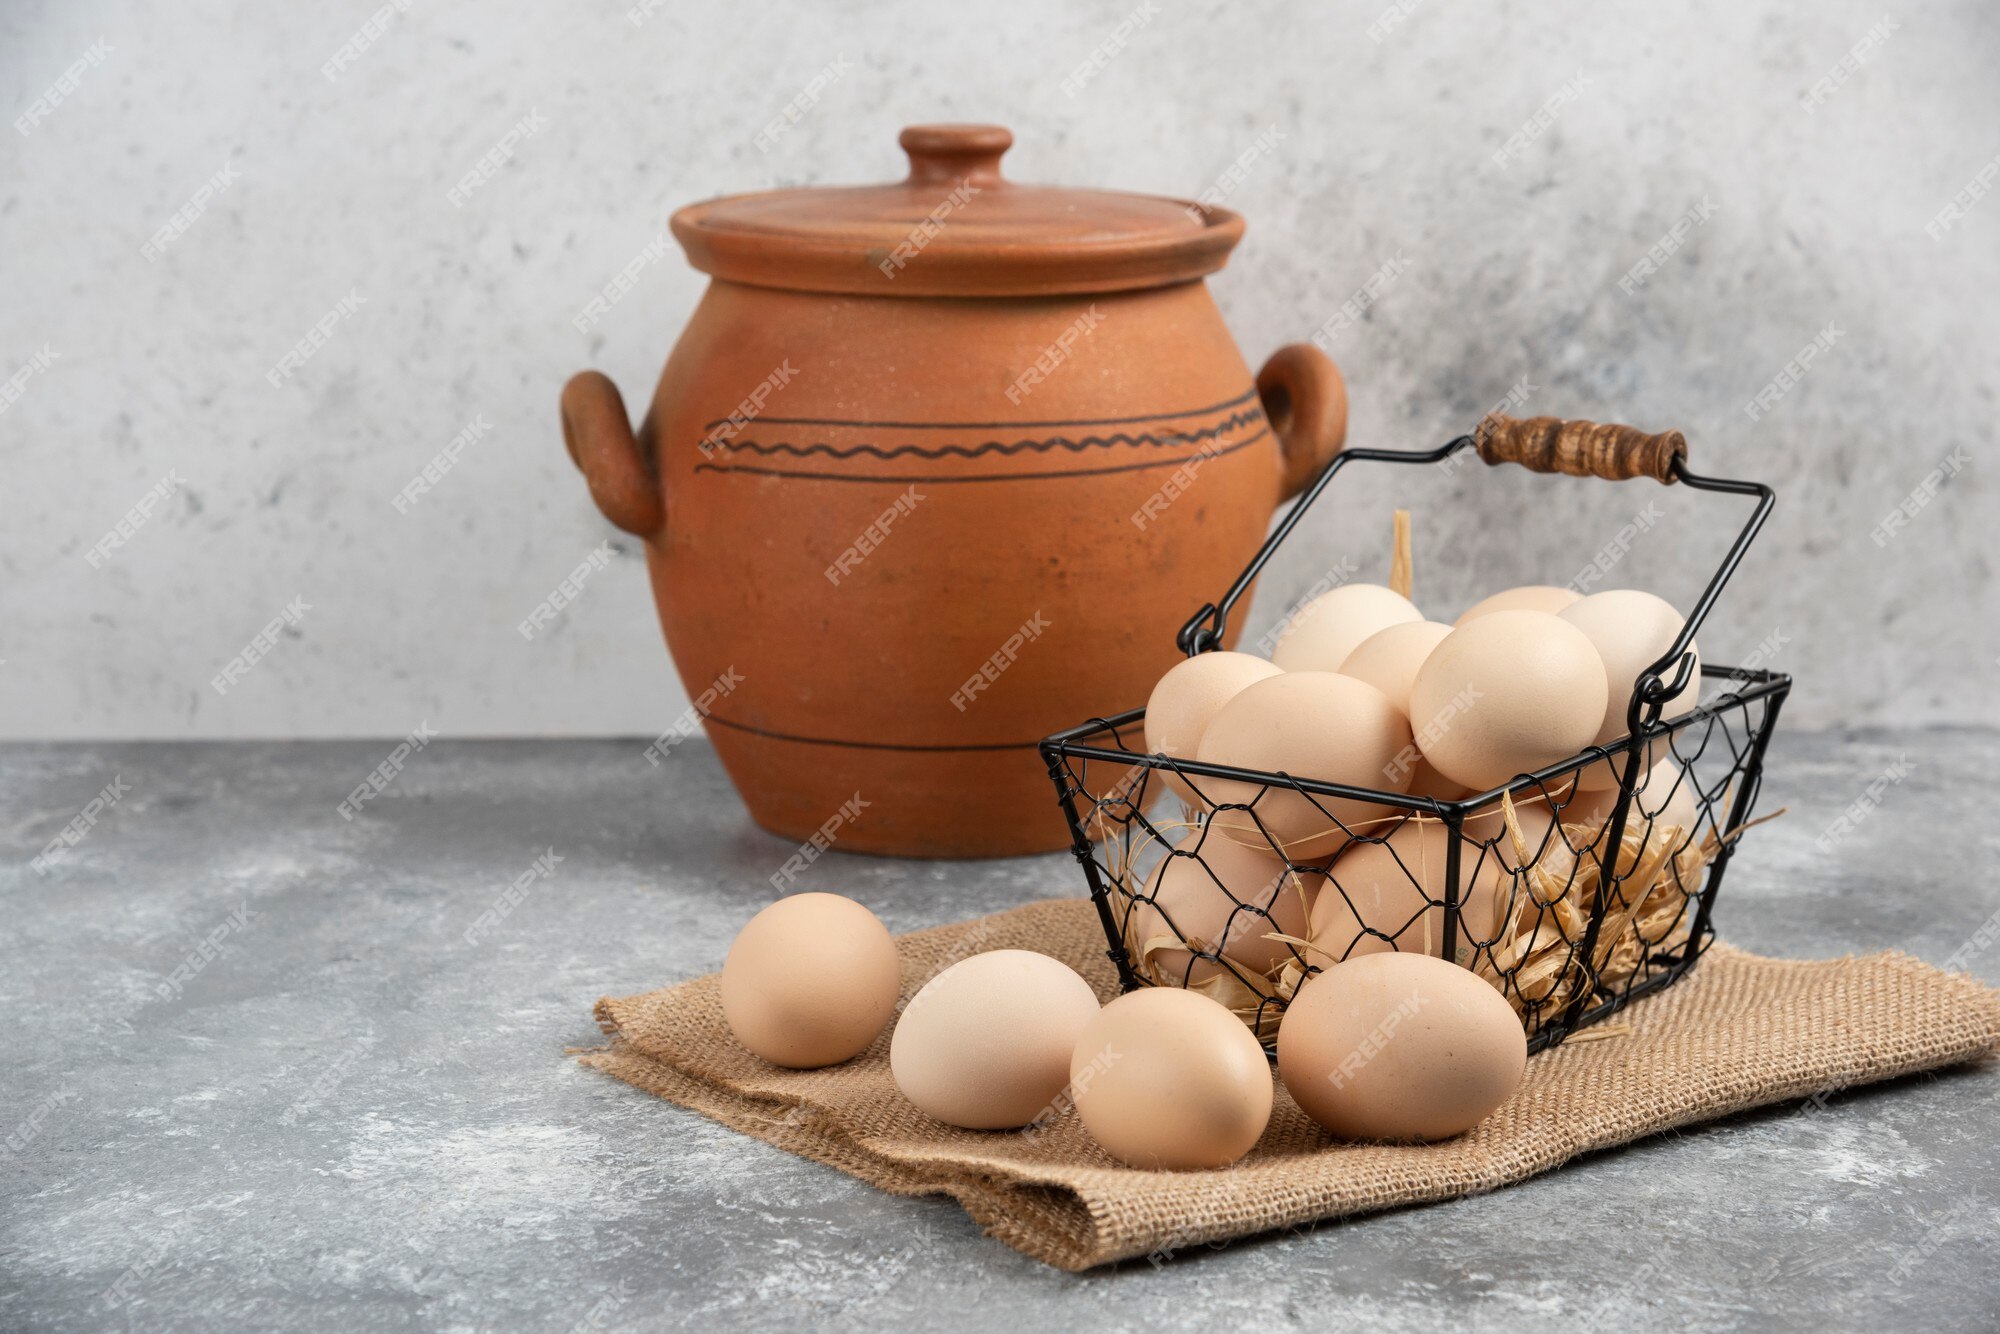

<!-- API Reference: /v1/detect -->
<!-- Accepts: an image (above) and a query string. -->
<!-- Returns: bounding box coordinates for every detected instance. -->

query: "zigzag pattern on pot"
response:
[705,405,1267,464]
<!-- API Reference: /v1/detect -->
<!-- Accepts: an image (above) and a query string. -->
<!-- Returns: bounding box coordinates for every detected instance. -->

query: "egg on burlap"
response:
[1277,952,1527,1142]
[890,950,1101,1129]
[1070,988,1273,1169]
[720,893,901,1068]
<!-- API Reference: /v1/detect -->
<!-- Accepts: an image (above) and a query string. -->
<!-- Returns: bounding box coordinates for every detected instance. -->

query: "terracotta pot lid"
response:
[670,124,1245,298]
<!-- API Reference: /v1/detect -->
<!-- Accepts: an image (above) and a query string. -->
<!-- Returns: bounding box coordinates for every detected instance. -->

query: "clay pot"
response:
[561,124,1346,858]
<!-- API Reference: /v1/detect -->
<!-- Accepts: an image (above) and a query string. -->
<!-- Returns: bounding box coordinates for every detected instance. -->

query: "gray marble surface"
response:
[3,729,1997,1331]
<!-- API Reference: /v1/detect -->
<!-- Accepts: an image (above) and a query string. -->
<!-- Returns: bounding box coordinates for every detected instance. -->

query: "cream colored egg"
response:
[1338,620,1452,716]
[1276,952,1526,1142]
[1270,584,1423,673]
[1071,988,1273,1169]
[1144,651,1284,805]
[1338,620,1457,806]
[1195,672,1414,859]
[1409,611,1609,793]
[890,950,1100,1129]
[720,893,901,1069]
[1454,584,1581,626]
[1559,590,1701,791]
[1128,831,1319,989]
[1309,804,1554,965]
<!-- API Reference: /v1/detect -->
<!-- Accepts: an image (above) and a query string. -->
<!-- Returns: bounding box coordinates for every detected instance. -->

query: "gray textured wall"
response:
[4,0,1994,739]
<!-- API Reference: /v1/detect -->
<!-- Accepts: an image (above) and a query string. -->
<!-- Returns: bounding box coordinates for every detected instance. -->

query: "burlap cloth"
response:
[579,897,2000,1271]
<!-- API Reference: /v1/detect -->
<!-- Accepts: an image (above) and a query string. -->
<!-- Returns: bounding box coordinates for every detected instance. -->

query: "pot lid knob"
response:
[899,123,1011,187]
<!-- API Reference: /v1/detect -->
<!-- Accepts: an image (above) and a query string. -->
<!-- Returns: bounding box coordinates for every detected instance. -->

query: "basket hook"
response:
[1176,602,1225,656]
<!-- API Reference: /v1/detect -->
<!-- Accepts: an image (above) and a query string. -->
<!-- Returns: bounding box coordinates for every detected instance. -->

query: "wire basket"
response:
[1039,414,1792,1053]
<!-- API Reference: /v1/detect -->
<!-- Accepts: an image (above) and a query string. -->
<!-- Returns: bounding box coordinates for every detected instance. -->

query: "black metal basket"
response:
[1039,415,1792,1053]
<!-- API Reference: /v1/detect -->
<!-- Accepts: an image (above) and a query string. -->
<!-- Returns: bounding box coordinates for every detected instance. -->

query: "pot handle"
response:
[560,371,664,538]
[1255,344,1349,500]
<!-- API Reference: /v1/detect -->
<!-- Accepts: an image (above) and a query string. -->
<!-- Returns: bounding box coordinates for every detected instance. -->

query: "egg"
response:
[1070,988,1273,1169]
[1337,620,1452,716]
[1309,803,1556,965]
[1409,611,1609,793]
[720,892,901,1068]
[1128,831,1319,988]
[1144,651,1284,804]
[1454,584,1581,626]
[1195,672,1414,858]
[1405,756,1472,803]
[890,950,1100,1129]
[1558,590,1701,790]
[1334,621,1460,806]
[1276,952,1526,1141]
[1270,584,1423,673]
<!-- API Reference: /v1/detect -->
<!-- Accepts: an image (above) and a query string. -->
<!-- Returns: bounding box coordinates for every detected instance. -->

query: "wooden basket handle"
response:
[1474,413,1687,484]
